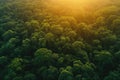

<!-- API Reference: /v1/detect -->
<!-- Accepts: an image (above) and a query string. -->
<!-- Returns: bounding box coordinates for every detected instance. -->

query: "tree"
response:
[114,51,120,64]
[51,25,63,36]
[41,22,51,33]
[75,75,82,80]
[104,71,120,80]
[24,73,36,80]
[13,76,23,80]
[58,70,73,80]
[111,18,120,35]
[72,60,83,75]
[34,48,53,66]
[94,50,113,77]
[0,38,19,56]
[72,41,89,62]
[0,56,7,68]
[25,20,39,35]
[39,66,58,80]
[8,58,24,72]
[45,32,55,42]
[2,30,16,41]
[0,56,8,79]
[22,38,33,56]
[66,31,76,41]
[104,65,120,80]
[4,70,16,80]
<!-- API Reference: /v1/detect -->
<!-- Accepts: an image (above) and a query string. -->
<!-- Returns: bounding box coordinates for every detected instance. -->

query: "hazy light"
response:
[46,0,111,16]
[48,0,110,8]
[49,0,90,8]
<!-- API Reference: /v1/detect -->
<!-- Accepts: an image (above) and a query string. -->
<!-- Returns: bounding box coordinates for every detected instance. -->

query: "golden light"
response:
[48,0,110,9]
[49,0,91,9]
[53,0,88,6]
[46,0,111,16]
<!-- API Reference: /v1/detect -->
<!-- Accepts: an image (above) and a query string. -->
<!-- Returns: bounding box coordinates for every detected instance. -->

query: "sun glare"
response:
[46,0,111,16]
[48,0,102,11]
[50,0,89,8]
[55,0,87,5]
[48,0,108,8]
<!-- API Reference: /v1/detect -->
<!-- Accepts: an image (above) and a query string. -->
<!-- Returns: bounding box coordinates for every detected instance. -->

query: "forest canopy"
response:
[0,0,120,80]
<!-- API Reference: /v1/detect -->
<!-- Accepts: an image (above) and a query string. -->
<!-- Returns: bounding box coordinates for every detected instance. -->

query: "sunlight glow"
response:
[49,0,98,8]
[46,0,111,16]
[49,0,89,9]
[48,0,110,9]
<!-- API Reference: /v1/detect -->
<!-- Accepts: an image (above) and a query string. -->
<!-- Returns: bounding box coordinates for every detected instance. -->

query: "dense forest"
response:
[0,0,120,80]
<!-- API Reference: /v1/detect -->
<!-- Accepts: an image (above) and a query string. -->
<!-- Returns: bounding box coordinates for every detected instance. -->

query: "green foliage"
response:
[58,70,73,80]
[24,73,36,80]
[0,0,120,80]
[8,58,24,71]
[34,48,53,66]
[0,56,7,66]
